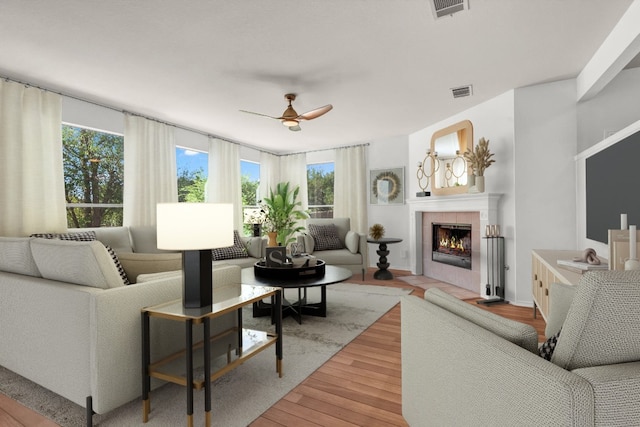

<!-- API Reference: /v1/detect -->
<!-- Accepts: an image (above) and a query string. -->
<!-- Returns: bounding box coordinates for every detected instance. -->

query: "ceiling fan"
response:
[240,94,333,132]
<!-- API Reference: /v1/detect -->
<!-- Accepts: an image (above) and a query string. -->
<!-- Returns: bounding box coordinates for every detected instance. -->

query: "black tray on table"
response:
[254,259,326,280]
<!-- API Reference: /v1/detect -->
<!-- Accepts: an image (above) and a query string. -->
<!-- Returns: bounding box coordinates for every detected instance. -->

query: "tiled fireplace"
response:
[408,194,501,295]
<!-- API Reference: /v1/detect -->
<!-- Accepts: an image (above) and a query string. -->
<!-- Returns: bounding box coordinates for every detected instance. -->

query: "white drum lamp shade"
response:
[157,203,234,308]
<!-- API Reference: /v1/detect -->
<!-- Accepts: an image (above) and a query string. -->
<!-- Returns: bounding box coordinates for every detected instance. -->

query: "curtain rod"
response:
[283,142,370,156]
[0,74,279,155]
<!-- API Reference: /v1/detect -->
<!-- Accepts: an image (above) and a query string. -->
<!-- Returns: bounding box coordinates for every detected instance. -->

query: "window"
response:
[307,162,334,218]
[63,124,124,227]
[177,147,207,202]
[241,160,260,235]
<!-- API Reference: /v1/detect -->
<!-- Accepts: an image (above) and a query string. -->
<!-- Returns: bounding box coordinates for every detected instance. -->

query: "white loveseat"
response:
[0,234,242,425]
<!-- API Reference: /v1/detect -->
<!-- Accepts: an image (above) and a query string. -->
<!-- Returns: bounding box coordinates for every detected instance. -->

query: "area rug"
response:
[0,282,410,426]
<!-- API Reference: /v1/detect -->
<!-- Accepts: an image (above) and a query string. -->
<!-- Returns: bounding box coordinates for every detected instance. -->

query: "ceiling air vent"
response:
[451,85,473,98]
[431,0,468,19]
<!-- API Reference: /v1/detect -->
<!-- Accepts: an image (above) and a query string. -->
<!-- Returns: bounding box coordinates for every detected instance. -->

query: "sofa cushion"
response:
[345,230,359,254]
[0,236,41,276]
[424,287,539,353]
[551,271,640,370]
[30,238,126,288]
[212,230,248,261]
[73,227,133,253]
[31,231,129,286]
[546,281,576,339]
[309,224,344,251]
[115,251,183,283]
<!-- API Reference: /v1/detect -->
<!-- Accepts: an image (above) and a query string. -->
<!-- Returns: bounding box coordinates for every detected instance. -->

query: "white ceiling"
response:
[0,0,636,154]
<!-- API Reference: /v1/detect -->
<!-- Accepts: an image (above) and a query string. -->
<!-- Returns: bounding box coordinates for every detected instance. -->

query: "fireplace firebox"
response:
[432,223,472,269]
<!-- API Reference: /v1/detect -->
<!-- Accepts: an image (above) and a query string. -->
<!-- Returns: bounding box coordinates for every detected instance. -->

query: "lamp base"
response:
[182,250,213,308]
[624,258,640,271]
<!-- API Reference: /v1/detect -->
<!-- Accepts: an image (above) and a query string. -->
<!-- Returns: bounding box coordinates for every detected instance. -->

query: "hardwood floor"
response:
[250,269,545,426]
[0,269,545,427]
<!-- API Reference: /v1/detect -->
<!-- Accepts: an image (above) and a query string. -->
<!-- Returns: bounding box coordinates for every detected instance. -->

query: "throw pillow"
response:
[31,231,97,241]
[30,231,129,285]
[211,230,248,261]
[104,245,130,285]
[345,230,359,254]
[309,224,344,251]
[539,329,561,361]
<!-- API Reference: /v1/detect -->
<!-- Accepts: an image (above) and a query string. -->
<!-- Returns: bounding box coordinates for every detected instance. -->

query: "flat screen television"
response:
[586,128,640,244]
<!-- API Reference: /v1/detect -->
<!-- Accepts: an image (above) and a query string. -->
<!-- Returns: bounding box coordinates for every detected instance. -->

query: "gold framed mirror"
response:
[430,120,473,195]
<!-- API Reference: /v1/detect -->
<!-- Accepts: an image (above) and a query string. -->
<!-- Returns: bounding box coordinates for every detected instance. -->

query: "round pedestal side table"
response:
[367,237,403,280]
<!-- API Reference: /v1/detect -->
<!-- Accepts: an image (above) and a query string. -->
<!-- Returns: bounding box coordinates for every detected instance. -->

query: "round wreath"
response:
[372,171,401,201]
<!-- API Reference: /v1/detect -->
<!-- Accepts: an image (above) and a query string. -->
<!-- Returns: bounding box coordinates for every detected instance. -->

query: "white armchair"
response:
[297,217,368,280]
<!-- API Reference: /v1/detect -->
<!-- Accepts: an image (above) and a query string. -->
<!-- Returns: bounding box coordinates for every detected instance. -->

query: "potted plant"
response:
[463,137,495,192]
[262,182,309,246]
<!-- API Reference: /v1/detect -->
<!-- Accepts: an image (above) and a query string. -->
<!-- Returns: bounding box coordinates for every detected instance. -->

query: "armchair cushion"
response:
[241,235,264,259]
[345,230,359,254]
[309,224,343,251]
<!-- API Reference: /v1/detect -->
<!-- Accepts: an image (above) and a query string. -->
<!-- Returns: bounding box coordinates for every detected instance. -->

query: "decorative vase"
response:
[252,223,261,237]
[475,175,485,193]
[267,232,278,247]
[467,173,475,192]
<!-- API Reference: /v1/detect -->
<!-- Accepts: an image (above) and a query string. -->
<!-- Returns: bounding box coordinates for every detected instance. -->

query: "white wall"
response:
[578,67,640,152]
[407,92,519,299]
[576,68,640,255]
[367,135,411,270]
[513,79,578,304]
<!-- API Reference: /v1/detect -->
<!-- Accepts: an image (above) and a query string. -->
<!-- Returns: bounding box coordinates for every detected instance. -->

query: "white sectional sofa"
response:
[75,226,266,283]
[402,271,640,426]
[0,233,243,425]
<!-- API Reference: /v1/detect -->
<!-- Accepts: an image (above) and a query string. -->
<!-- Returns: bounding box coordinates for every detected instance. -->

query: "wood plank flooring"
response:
[0,269,545,427]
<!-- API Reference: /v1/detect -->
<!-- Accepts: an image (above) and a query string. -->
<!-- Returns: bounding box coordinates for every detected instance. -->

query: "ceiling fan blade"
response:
[297,104,333,121]
[289,124,301,132]
[239,110,281,120]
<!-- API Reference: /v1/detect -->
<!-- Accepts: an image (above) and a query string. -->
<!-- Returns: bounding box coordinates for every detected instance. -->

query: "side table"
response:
[141,285,282,427]
[367,237,403,280]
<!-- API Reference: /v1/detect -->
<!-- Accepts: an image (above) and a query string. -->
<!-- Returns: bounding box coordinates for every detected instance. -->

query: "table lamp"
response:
[157,203,234,308]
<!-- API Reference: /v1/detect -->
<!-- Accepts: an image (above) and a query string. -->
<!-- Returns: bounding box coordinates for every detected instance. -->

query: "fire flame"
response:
[439,236,465,251]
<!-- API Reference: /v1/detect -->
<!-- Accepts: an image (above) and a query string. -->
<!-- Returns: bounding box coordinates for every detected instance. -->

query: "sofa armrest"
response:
[90,265,241,414]
[401,295,594,426]
[424,287,539,353]
[357,232,368,260]
[573,361,640,426]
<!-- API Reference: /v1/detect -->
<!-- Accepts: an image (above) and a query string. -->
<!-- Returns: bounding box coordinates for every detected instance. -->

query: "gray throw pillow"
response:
[309,224,344,251]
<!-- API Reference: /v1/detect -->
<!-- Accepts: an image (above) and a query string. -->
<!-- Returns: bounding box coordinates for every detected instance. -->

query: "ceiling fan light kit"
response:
[241,93,332,132]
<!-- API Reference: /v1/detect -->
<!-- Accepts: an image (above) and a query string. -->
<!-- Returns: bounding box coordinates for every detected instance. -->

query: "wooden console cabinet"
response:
[531,250,585,321]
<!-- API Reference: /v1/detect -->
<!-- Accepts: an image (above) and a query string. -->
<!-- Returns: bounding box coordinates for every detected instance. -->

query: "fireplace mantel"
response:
[408,193,502,293]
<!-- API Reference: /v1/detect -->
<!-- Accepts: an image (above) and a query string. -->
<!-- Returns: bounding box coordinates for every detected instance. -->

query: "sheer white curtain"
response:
[334,145,368,233]
[0,80,66,236]
[207,137,242,229]
[123,115,177,226]
[259,151,280,200]
[279,153,308,211]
